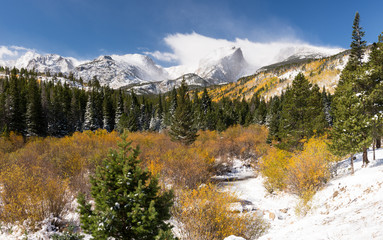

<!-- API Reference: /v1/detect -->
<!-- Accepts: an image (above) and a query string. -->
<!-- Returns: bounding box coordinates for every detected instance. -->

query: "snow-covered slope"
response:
[195,46,249,84]
[0,44,344,92]
[273,45,344,63]
[225,148,383,240]
[74,54,170,89]
[24,54,79,74]
[131,73,209,95]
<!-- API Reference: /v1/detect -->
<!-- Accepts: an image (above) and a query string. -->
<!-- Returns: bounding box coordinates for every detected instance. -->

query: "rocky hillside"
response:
[206,50,349,101]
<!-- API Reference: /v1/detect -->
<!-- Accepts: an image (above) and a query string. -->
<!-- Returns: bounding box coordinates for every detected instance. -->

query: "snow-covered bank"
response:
[226,149,383,240]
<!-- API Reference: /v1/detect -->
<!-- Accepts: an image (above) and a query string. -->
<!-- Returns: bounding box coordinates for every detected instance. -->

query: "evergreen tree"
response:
[331,66,371,173]
[266,96,282,143]
[367,35,383,155]
[102,87,115,132]
[322,86,333,127]
[253,97,267,125]
[164,87,178,127]
[77,135,175,240]
[83,85,103,131]
[169,80,198,145]
[331,13,372,170]
[0,78,9,131]
[7,75,25,134]
[114,89,124,130]
[126,91,140,132]
[69,89,83,132]
[279,73,326,149]
[26,77,45,136]
[348,12,366,69]
[200,88,212,130]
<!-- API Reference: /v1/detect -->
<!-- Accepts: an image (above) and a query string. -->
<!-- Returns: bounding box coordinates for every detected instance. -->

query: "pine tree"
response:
[367,35,383,157]
[322,86,333,127]
[83,94,95,131]
[126,91,140,132]
[253,97,267,125]
[26,77,45,136]
[279,73,326,149]
[200,88,212,130]
[331,13,372,170]
[114,89,124,130]
[102,87,115,132]
[348,12,366,70]
[169,80,198,145]
[266,96,282,143]
[7,75,25,134]
[83,86,103,131]
[77,135,175,240]
[331,67,371,173]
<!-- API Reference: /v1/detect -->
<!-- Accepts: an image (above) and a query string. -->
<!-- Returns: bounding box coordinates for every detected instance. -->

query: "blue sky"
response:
[0,0,382,64]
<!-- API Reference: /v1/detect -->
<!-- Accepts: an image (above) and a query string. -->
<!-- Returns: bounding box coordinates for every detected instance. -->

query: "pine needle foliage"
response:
[77,133,175,240]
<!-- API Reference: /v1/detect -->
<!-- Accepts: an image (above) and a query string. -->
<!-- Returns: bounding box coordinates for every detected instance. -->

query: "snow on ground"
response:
[2,149,383,239]
[225,149,383,240]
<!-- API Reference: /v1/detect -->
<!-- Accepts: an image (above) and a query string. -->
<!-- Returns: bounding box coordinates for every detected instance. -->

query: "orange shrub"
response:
[259,147,291,193]
[287,136,337,199]
[220,125,269,161]
[162,146,215,189]
[0,132,25,154]
[0,164,71,227]
[173,184,267,240]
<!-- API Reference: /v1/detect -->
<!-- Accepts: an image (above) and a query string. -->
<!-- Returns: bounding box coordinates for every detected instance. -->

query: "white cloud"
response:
[150,32,343,71]
[0,46,18,59]
[0,46,36,60]
[144,50,178,62]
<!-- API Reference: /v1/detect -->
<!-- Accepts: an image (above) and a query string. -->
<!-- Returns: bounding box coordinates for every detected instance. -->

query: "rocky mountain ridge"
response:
[0,45,344,94]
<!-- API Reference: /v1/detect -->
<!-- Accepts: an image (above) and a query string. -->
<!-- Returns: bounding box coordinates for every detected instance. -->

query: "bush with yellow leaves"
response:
[0,164,71,228]
[286,136,337,200]
[259,147,291,193]
[162,147,215,189]
[260,136,337,202]
[173,184,268,240]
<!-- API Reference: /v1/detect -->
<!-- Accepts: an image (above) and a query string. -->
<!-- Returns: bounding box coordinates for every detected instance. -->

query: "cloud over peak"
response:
[146,32,344,72]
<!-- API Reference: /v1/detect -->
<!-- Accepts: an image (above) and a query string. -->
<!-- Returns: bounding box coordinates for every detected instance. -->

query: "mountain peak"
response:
[196,46,249,84]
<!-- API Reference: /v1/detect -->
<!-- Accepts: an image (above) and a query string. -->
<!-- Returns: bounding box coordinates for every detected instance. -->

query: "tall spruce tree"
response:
[77,135,175,240]
[279,73,326,149]
[331,12,371,171]
[169,80,198,145]
[26,77,45,136]
[114,89,124,130]
[367,35,383,157]
[8,75,25,134]
[348,11,366,69]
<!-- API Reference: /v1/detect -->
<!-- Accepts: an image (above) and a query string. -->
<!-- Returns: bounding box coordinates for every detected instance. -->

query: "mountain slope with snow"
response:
[0,44,345,92]
[225,148,383,240]
[195,46,249,84]
[74,54,170,89]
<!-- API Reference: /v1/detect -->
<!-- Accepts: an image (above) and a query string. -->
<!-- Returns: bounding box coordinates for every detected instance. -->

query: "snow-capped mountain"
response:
[74,54,170,89]
[0,44,344,93]
[271,44,344,63]
[131,73,209,95]
[23,54,79,74]
[195,46,249,84]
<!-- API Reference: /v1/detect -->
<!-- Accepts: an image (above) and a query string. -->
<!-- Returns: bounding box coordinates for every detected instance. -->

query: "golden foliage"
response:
[0,164,71,227]
[163,147,214,189]
[173,184,267,240]
[261,136,337,201]
[286,136,337,199]
[260,148,291,193]
[0,132,25,154]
